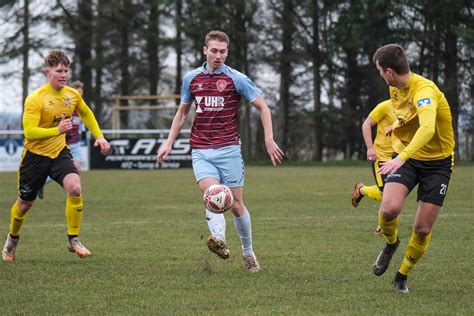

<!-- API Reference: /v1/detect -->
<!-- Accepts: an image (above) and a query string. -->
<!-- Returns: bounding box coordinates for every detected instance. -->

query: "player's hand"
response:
[385,126,394,136]
[378,157,404,175]
[157,143,172,164]
[58,114,73,134]
[367,147,377,161]
[265,139,284,166]
[94,137,110,155]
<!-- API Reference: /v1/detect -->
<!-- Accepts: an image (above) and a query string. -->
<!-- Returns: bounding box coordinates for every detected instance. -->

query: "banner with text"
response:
[90,137,192,169]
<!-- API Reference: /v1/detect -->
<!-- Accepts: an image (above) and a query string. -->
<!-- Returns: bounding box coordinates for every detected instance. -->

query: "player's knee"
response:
[381,200,401,219]
[66,183,82,196]
[230,200,245,215]
[413,225,431,237]
[17,200,33,212]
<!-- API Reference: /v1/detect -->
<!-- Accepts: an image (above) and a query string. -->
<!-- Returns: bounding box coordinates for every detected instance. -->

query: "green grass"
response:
[0,165,473,314]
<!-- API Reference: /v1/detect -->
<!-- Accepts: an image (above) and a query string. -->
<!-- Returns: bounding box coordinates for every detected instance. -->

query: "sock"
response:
[9,201,28,237]
[378,210,398,244]
[399,231,432,275]
[233,208,253,256]
[362,185,382,201]
[66,195,83,236]
[205,209,226,242]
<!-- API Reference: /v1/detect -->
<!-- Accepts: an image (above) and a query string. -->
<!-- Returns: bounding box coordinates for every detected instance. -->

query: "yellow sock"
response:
[362,185,382,201]
[66,195,83,236]
[399,231,432,275]
[9,201,28,237]
[378,211,398,244]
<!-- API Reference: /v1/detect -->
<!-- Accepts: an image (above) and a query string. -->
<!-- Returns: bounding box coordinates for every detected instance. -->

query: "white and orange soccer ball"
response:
[203,184,234,214]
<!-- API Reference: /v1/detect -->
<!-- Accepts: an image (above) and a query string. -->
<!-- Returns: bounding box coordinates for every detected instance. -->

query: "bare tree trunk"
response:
[279,0,293,154]
[21,0,29,118]
[147,0,159,95]
[119,0,131,127]
[444,27,459,159]
[93,0,104,123]
[78,0,93,103]
[311,1,322,161]
[174,0,182,105]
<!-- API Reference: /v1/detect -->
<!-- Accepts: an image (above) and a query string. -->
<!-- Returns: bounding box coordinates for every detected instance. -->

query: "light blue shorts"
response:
[192,145,244,188]
[68,143,83,162]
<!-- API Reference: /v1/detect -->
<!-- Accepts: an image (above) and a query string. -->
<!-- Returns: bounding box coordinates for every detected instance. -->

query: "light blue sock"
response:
[205,209,226,242]
[234,208,253,256]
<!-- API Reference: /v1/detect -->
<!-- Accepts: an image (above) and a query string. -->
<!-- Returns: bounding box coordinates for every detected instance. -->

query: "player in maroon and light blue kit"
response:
[157,30,283,272]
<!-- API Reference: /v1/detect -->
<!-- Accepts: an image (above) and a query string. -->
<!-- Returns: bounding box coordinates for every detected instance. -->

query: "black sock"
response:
[395,271,407,281]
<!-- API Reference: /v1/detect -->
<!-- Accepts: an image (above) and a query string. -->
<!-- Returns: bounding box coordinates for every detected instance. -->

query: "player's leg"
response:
[229,187,260,272]
[394,156,452,293]
[50,148,89,258]
[193,149,229,259]
[70,142,83,172]
[3,150,49,261]
[216,145,260,272]
[352,161,384,208]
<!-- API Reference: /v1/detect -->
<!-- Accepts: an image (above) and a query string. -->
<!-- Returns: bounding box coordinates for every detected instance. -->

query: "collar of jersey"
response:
[201,62,225,74]
[400,72,415,93]
[45,82,65,96]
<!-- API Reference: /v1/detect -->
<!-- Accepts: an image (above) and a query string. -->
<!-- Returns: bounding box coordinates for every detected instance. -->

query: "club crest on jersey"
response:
[417,98,431,108]
[216,80,227,92]
[65,97,71,107]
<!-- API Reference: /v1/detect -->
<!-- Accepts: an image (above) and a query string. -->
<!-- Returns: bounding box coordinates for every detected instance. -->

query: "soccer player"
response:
[156,30,284,272]
[37,80,86,199]
[2,50,110,261]
[352,100,396,236]
[371,44,454,293]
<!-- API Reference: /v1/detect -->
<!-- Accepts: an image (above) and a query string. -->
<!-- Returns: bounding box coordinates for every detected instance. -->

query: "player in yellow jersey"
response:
[371,44,454,293]
[2,50,110,261]
[352,100,396,236]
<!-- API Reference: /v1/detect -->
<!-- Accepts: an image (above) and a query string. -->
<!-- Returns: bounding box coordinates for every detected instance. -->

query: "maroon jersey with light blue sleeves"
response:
[181,63,262,149]
[66,111,82,145]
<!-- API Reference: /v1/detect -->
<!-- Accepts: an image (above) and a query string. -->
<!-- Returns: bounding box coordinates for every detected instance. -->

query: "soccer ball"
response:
[203,184,234,214]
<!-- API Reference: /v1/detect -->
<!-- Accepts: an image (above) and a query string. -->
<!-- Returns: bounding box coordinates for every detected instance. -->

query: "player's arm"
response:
[76,101,110,155]
[362,116,377,161]
[23,98,63,140]
[156,103,191,163]
[251,96,284,166]
[379,91,437,175]
[396,107,436,161]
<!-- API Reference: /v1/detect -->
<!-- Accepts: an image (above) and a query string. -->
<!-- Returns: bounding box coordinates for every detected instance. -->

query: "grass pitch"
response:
[0,165,472,314]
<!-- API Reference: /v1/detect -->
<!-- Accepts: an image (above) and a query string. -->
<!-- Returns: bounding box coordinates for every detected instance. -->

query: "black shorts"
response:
[18,147,78,201]
[385,154,453,206]
[371,160,387,192]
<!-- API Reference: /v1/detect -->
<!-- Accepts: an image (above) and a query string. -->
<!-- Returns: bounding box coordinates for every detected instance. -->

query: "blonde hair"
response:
[204,30,230,47]
[70,80,84,90]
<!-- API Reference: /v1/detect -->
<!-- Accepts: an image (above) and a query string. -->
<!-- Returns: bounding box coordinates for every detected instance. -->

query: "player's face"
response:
[45,63,69,91]
[204,40,228,71]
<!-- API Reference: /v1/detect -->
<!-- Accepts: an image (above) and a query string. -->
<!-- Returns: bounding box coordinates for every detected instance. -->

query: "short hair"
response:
[70,80,84,90]
[373,44,410,75]
[204,30,230,47]
[44,49,70,68]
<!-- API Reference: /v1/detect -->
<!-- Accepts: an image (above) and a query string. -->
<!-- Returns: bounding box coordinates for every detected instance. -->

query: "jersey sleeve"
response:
[233,73,262,103]
[180,71,198,105]
[76,98,104,139]
[397,87,438,161]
